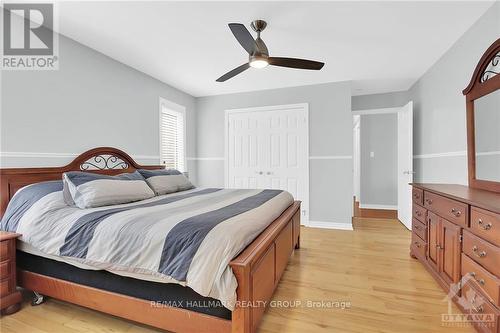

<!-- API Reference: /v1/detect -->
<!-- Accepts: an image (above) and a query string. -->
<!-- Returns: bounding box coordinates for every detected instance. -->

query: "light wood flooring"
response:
[0,218,474,333]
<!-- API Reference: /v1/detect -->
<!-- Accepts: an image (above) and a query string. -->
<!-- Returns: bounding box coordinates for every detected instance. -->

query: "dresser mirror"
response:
[474,89,500,182]
[463,38,500,193]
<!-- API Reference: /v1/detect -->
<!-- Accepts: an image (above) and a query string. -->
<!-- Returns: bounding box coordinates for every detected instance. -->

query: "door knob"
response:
[266,171,273,175]
[255,171,263,175]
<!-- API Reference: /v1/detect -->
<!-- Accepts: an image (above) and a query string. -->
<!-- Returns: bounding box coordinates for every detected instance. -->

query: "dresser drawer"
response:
[0,278,11,296]
[412,218,427,242]
[470,207,500,246]
[0,241,9,261]
[413,204,427,223]
[0,260,10,280]
[424,192,468,227]
[412,187,424,205]
[463,231,500,277]
[460,282,500,333]
[462,253,500,307]
[411,232,426,260]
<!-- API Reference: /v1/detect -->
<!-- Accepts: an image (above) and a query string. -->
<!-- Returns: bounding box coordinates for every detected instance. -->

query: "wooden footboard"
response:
[230,200,301,333]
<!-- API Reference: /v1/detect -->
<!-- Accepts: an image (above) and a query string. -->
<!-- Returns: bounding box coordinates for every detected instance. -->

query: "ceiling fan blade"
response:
[228,23,258,55]
[268,57,324,70]
[216,63,250,82]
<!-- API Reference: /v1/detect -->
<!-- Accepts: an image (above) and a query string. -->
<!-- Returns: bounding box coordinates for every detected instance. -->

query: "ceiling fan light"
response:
[249,59,268,69]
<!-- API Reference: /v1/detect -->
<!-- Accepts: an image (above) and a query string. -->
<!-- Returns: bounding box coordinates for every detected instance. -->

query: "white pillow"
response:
[138,169,194,195]
[62,171,155,209]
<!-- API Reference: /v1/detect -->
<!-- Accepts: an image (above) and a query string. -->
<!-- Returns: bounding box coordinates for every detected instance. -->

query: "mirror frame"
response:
[463,38,500,193]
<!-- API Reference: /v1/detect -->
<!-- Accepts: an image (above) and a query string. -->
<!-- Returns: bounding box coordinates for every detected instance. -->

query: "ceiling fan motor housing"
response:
[250,20,269,58]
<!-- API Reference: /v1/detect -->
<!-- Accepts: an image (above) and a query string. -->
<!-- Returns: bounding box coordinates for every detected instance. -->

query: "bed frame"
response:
[0,147,301,333]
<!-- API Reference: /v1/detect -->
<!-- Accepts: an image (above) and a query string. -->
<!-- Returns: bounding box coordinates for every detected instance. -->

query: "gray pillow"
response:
[138,169,194,195]
[63,171,155,209]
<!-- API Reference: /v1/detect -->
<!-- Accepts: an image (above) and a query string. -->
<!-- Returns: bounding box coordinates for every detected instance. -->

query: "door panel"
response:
[427,211,440,272]
[227,105,309,224]
[439,218,461,286]
[397,101,414,229]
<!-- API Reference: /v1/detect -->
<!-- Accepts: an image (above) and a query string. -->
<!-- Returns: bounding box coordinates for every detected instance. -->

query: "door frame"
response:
[224,103,310,225]
[352,104,414,227]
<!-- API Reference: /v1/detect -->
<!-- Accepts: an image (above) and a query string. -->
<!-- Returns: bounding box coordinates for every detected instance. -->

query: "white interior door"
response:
[352,115,361,201]
[397,101,414,229]
[226,104,309,225]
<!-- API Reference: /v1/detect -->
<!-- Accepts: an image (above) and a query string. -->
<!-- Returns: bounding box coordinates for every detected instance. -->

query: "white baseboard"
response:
[307,220,353,231]
[359,204,397,210]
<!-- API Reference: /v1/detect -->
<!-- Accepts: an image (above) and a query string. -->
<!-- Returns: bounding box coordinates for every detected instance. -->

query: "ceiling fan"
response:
[216,20,325,82]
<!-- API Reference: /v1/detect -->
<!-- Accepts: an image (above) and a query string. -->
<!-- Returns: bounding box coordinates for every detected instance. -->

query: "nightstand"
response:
[0,231,22,315]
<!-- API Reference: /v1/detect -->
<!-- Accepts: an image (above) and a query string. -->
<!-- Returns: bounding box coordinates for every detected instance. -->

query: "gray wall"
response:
[409,2,500,184]
[0,33,198,183]
[360,114,397,207]
[196,82,353,225]
[352,91,409,111]
[352,3,499,186]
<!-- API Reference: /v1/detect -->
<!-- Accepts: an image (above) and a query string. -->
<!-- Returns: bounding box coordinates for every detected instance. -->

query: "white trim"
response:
[309,155,352,160]
[224,103,310,226]
[410,150,499,159]
[359,204,398,210]
[159,97,187,172]
[413,151,466,159]
[179,156,356,161]
[477,150,500,157]
[307,220,354,231]
[0,151,160,160]
[225,103,308,115]
[352,107,402,116]
[186,157,225,161]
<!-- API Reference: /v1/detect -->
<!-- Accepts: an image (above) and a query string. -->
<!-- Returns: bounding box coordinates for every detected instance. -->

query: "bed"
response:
[0,147,301,333]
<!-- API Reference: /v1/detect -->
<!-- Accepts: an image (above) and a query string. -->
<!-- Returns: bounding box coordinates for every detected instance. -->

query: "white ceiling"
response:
[56,1,495,97]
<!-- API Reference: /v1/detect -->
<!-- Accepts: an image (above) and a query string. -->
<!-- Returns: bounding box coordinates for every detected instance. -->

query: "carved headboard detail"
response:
[0,147,163,217]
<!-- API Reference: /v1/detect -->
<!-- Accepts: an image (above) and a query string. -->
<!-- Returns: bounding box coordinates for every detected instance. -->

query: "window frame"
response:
[158,97,187,172]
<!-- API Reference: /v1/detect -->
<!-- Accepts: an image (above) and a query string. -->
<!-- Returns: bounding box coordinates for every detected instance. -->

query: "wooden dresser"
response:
[0,231,22,315]
[410,184,500,333]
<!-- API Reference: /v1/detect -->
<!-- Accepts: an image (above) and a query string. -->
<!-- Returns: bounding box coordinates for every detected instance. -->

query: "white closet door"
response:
[226,104,309,225]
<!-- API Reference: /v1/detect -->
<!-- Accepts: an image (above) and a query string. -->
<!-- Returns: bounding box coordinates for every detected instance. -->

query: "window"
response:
[159,98,186,172]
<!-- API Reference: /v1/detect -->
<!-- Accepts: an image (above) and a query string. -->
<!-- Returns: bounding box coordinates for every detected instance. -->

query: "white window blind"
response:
[160,103,185,172]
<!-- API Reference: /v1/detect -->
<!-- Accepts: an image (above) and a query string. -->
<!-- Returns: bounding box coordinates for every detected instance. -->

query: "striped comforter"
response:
[1,182,293,309]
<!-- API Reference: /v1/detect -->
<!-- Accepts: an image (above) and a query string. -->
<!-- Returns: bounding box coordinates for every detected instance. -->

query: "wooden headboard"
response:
[0,147,163,217]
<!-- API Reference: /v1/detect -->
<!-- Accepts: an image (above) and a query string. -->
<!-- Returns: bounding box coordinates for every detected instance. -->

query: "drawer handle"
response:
[425,199,433,205]
[470,272,486,286]
[413,193,420,199]
[478,219,492,231]
[472,246,487,258]
[436,244,443,250]
[415,210,421,216]
[414,241,421,248]
[414,225,420,230]
[450,208,462,217]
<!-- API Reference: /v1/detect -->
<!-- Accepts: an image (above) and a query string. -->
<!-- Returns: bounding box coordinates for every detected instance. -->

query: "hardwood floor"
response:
[0,218,474,333]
